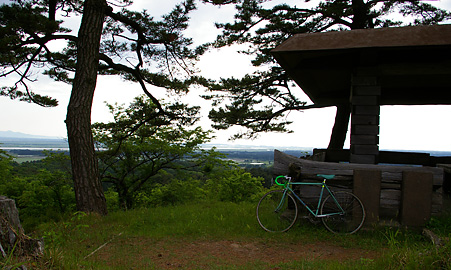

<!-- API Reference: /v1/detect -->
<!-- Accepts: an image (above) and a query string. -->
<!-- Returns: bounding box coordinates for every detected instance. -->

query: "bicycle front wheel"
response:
[256,190,298,232]
[320,191,365,234]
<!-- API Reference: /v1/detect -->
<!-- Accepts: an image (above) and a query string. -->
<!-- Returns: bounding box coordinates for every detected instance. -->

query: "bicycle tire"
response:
[256,190,298,232]
[320,191,365,234]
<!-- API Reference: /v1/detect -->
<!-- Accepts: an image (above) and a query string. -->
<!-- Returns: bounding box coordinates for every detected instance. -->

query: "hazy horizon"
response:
[2,129,451,155]
[1,0,450,152]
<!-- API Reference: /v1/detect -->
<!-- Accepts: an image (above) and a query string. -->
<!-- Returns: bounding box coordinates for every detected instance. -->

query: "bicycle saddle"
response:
[317,174,335,180]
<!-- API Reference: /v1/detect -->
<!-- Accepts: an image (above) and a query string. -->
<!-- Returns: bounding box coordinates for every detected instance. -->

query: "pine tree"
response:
[0,0,207,214]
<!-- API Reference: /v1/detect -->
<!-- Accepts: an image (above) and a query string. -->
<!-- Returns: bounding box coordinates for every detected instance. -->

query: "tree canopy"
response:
[0,0,206,108]
[92,96,221,208]
[202,0,451,142]
[0,0,212,214]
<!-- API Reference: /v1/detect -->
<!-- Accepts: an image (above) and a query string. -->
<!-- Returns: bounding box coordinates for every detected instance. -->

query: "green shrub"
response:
[104,188,120,212]
[132,169,265,207]
[0,169,75,230]
[135,178,206,207]
[0,149,13,182]
[206,169,264,203]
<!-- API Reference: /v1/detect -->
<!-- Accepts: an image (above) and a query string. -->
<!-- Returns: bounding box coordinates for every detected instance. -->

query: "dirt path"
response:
[93,237,382,269]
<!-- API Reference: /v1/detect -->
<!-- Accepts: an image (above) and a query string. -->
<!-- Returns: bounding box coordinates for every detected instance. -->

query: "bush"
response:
[0,170,75,230]
[131,169,265,208]
[206,169,264,203]
[104,188,120,212]
[0,152,75,231]
[135,178,206,207]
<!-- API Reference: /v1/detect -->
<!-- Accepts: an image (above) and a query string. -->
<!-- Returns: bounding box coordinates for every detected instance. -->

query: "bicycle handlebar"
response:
[275,175,291,186]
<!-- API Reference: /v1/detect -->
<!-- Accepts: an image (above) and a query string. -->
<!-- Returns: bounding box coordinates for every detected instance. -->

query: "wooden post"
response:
[401,171,433,227]
[354,170,381,226]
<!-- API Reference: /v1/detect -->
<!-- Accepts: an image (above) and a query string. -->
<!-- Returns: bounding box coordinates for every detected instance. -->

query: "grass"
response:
[5,201,451,269]
[13,155,46,163]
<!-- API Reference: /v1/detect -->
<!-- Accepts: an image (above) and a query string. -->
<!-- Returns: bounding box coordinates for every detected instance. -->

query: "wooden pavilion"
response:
[272,24,451,164]
[270,25,451,227]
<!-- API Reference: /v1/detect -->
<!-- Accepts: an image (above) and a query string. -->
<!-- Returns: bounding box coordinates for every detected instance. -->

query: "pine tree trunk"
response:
[66,0,108,215]
[328,104,351,150]
[351,0,368,29]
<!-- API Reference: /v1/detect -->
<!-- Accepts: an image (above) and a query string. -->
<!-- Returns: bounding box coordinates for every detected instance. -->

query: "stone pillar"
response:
[350,69,381,164]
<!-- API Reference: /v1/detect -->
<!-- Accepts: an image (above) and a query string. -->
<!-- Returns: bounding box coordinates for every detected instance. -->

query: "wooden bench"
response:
[274,150,444,227]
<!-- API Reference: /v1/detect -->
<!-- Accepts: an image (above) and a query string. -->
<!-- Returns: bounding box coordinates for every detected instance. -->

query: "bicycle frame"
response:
[275,176,345,218]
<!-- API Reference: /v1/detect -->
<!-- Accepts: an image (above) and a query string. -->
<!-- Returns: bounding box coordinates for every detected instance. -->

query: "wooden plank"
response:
[350,154,377,164]
[351,145,379,155]
[352,75,378,86]
[275,150,444,186]
[351,95,380,105]
[352,85,381,96]
[294,186,324,208]
[432,191,443,214]
[380,190,401,209]
[351,134,379,145]
[380,208,400,218]
[381,171,402,183]
[300,173,352,182]
[351,125,380,135]
[353,105,380,115]
[312,149,440,166]
[312,149,349,162]
[379,151,430,165]
[351,115,379,125]
[437,164,451,173]
[381,183,401,189]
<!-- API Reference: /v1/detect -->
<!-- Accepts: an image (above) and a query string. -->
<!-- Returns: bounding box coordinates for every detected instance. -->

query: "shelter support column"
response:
[350,70,381,164]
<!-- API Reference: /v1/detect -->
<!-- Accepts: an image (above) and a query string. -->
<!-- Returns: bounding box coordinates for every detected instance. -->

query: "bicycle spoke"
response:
[256,190,298,232]
[320,191,365,234]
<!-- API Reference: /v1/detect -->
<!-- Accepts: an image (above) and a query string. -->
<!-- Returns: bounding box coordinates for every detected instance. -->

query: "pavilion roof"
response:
[271,24,451,106]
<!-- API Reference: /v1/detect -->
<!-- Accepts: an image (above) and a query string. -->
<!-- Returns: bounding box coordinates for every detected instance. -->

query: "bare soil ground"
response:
[93,237,382,269]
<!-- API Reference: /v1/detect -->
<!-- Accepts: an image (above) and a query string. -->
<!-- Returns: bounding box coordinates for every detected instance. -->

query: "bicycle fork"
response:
[274,191,290,213]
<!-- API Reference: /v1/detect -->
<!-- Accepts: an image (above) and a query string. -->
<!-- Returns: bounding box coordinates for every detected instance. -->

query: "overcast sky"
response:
[1,0,451,151]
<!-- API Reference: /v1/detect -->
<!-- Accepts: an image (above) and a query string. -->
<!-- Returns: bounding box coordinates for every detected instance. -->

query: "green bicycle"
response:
[256,175,366,234]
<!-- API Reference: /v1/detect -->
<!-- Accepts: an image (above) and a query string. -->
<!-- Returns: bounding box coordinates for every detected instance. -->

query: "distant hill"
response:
[0,131,68,149]
[0,130,64,140]
[2,131,449,157]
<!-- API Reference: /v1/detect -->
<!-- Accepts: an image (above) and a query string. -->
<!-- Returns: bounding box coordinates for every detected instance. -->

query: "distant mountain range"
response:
[0,131,68,149]
[0,131,312,151]
[0,130,65,140]
[1,131,450,157]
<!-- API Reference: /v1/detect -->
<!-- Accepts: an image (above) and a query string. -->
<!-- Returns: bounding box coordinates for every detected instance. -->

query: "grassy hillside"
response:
[6,201,449,269]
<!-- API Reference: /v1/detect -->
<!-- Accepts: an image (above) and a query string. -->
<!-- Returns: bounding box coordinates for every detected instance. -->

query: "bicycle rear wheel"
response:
[256,190,298,232]
[320,191,365,234]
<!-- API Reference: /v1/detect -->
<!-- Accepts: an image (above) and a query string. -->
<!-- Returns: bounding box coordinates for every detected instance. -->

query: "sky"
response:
[1,0,451,151]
